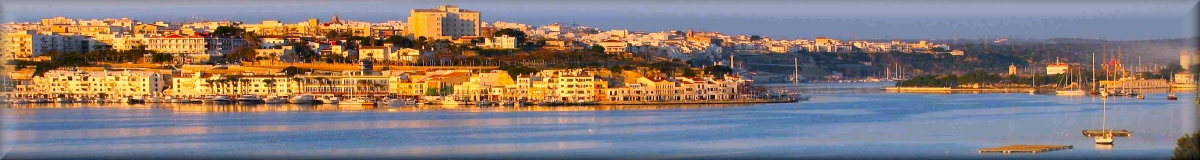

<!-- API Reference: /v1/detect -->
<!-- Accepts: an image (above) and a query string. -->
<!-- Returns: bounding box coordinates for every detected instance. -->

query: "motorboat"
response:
[263,96,286,104]
[338,97,375,105]
[55,97,73,103]
[12,99,29,104]
[1055,90,1086,96]
[1168,93,1178,100]
[145,97,163,103]
[211,95,233,104]
[436,98,464,105]
[236,95,265,104]
[475,100,497,106]
[320,96,340,104]
[1137,94,1145,99]
[288,94,317,104]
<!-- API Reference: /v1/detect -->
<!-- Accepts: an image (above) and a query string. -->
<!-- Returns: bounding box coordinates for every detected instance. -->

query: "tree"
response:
[1175,130,1200,160]
[385,35,415,48]
[213,26,244,37]
[150,53,174,63]
[589,44,605,53]
[750,35,763,41]
[704,65,734,79]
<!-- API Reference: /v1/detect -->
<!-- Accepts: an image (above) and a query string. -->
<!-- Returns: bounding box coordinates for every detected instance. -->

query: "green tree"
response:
[1175,130,1200,160]
[213,26,244,37]
[750,35,763,41]
[704,65,734,79]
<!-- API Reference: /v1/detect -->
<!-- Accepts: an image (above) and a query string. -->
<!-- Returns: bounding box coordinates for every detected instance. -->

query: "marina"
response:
[2,82,1193,159]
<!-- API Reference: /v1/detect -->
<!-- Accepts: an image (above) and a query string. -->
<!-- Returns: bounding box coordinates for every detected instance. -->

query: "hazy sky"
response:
[4,0,1198,40]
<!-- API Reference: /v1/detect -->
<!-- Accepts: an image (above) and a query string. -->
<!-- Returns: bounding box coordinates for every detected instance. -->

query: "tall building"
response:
[406,5,481,40]
[1008,63,1018,75]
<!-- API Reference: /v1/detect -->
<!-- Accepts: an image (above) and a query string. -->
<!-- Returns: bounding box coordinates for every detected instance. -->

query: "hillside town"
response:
[0,5,969,105]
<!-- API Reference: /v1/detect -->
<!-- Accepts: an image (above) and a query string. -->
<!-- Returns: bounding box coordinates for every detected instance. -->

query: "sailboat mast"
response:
[1092,52,1097,91]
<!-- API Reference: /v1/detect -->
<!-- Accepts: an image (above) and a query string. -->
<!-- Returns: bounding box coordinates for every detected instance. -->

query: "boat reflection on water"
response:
[1095,144,1113,150]
[3,103,758,113]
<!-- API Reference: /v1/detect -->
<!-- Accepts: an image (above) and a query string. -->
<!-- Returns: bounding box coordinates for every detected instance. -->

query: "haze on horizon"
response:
[3,0,1198,41]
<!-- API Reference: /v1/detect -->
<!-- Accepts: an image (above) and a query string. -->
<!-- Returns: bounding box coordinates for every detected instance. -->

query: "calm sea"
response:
[1,82,1195,159]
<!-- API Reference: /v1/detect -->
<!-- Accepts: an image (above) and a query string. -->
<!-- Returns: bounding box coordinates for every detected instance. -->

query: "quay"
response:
[597,99,799,105]
[977,145,1073,154]
[883,86,1033,92]
[1082,129,1133,137]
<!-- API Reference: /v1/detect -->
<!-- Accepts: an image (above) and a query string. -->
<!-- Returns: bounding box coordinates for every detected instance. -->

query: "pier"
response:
[977,145,1073,154]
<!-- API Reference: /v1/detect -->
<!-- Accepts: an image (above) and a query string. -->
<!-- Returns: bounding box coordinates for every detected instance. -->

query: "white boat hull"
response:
[1056,90,1086,96]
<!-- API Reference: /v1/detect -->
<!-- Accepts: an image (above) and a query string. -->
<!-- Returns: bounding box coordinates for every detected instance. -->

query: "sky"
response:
[3,0,1198,40]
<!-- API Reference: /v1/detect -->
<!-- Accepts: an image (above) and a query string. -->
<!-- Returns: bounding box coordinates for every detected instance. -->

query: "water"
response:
[1,83,1195,159]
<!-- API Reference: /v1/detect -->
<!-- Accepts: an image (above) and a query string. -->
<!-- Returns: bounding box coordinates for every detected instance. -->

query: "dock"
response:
[978,145,1073,154]
[1082,129,1133,137]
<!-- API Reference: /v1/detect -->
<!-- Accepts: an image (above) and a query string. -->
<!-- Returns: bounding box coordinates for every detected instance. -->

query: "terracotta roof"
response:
[459,9,479,13]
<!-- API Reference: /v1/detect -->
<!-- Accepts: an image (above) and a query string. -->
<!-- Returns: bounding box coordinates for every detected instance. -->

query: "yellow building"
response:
[1009,63,1018,75]
[406,5,481,40]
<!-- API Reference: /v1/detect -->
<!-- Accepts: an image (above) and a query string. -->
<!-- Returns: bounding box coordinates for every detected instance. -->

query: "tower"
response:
[1009,63,1018,75]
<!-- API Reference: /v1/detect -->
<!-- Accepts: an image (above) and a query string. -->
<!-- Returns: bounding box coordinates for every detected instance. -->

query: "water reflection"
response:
[1095,144,1113,150]
[4,103,757,113]
[2,82,1194,159]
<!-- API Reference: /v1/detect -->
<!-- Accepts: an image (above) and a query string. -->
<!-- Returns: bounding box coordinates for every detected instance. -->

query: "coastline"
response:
[597,99,799,105]
[883,86,1033,92]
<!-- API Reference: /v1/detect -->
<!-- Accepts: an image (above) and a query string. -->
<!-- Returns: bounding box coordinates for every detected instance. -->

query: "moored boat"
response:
[288,94,317,104]
[1168,93,1178,100]
[236,95,264,104]
[264,96,286,104]
[211,95,233,104]
[338,97,375,106]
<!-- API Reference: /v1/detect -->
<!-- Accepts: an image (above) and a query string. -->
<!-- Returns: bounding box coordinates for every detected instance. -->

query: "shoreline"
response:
[883,86,1033,91]
[597,99,799,105]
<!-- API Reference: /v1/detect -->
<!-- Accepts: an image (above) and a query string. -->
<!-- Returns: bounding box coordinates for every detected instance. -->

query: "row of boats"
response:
[1046,89,1177,100]
[4,94,616,106]
[5,94,421,106]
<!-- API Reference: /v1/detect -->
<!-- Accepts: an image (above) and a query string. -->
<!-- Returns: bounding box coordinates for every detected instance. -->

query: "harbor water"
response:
[1,82,1195,159]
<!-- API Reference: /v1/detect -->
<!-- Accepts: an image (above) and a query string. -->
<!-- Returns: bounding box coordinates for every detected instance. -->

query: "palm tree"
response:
[263,78,277,95]
[313,77,328,95]
[239,79,251,95]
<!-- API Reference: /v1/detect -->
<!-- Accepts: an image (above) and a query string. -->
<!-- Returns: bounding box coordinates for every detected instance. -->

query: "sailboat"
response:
[1030,72,1037,94]
[1056,69,1086,96]
[791,58,811,101]
[339,75,376,106]
[1095,98,1115,144]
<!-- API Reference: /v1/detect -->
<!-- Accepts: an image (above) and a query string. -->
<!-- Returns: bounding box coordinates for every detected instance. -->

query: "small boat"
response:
[73,97,87,103]
[236,95,264,104]
[475,100,497,106]
[1096,133,1115,144]
[1100,91,1110,97]
[33,98,51,103]
[211,95,233,104]
[12,99,30,104]
[320,96,340,104]
[1137,94,1145,99]
[338,97,375,105]
[1168,93,1178,100]
[288,94,317,104]
[55,97,72,103]
[437,98,464,105]
[1055,90,1086,96]
[145,97,163,103]
[263,96,286,104]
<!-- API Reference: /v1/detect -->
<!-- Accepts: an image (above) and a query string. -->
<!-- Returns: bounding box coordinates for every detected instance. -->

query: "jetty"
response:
[977,145,1073,154]
[597,99,798,105]
[1082,129,1133,137]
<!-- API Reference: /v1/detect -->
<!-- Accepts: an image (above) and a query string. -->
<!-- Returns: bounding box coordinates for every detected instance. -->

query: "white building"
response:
[36,69,167,98]
[479,35,518,49]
